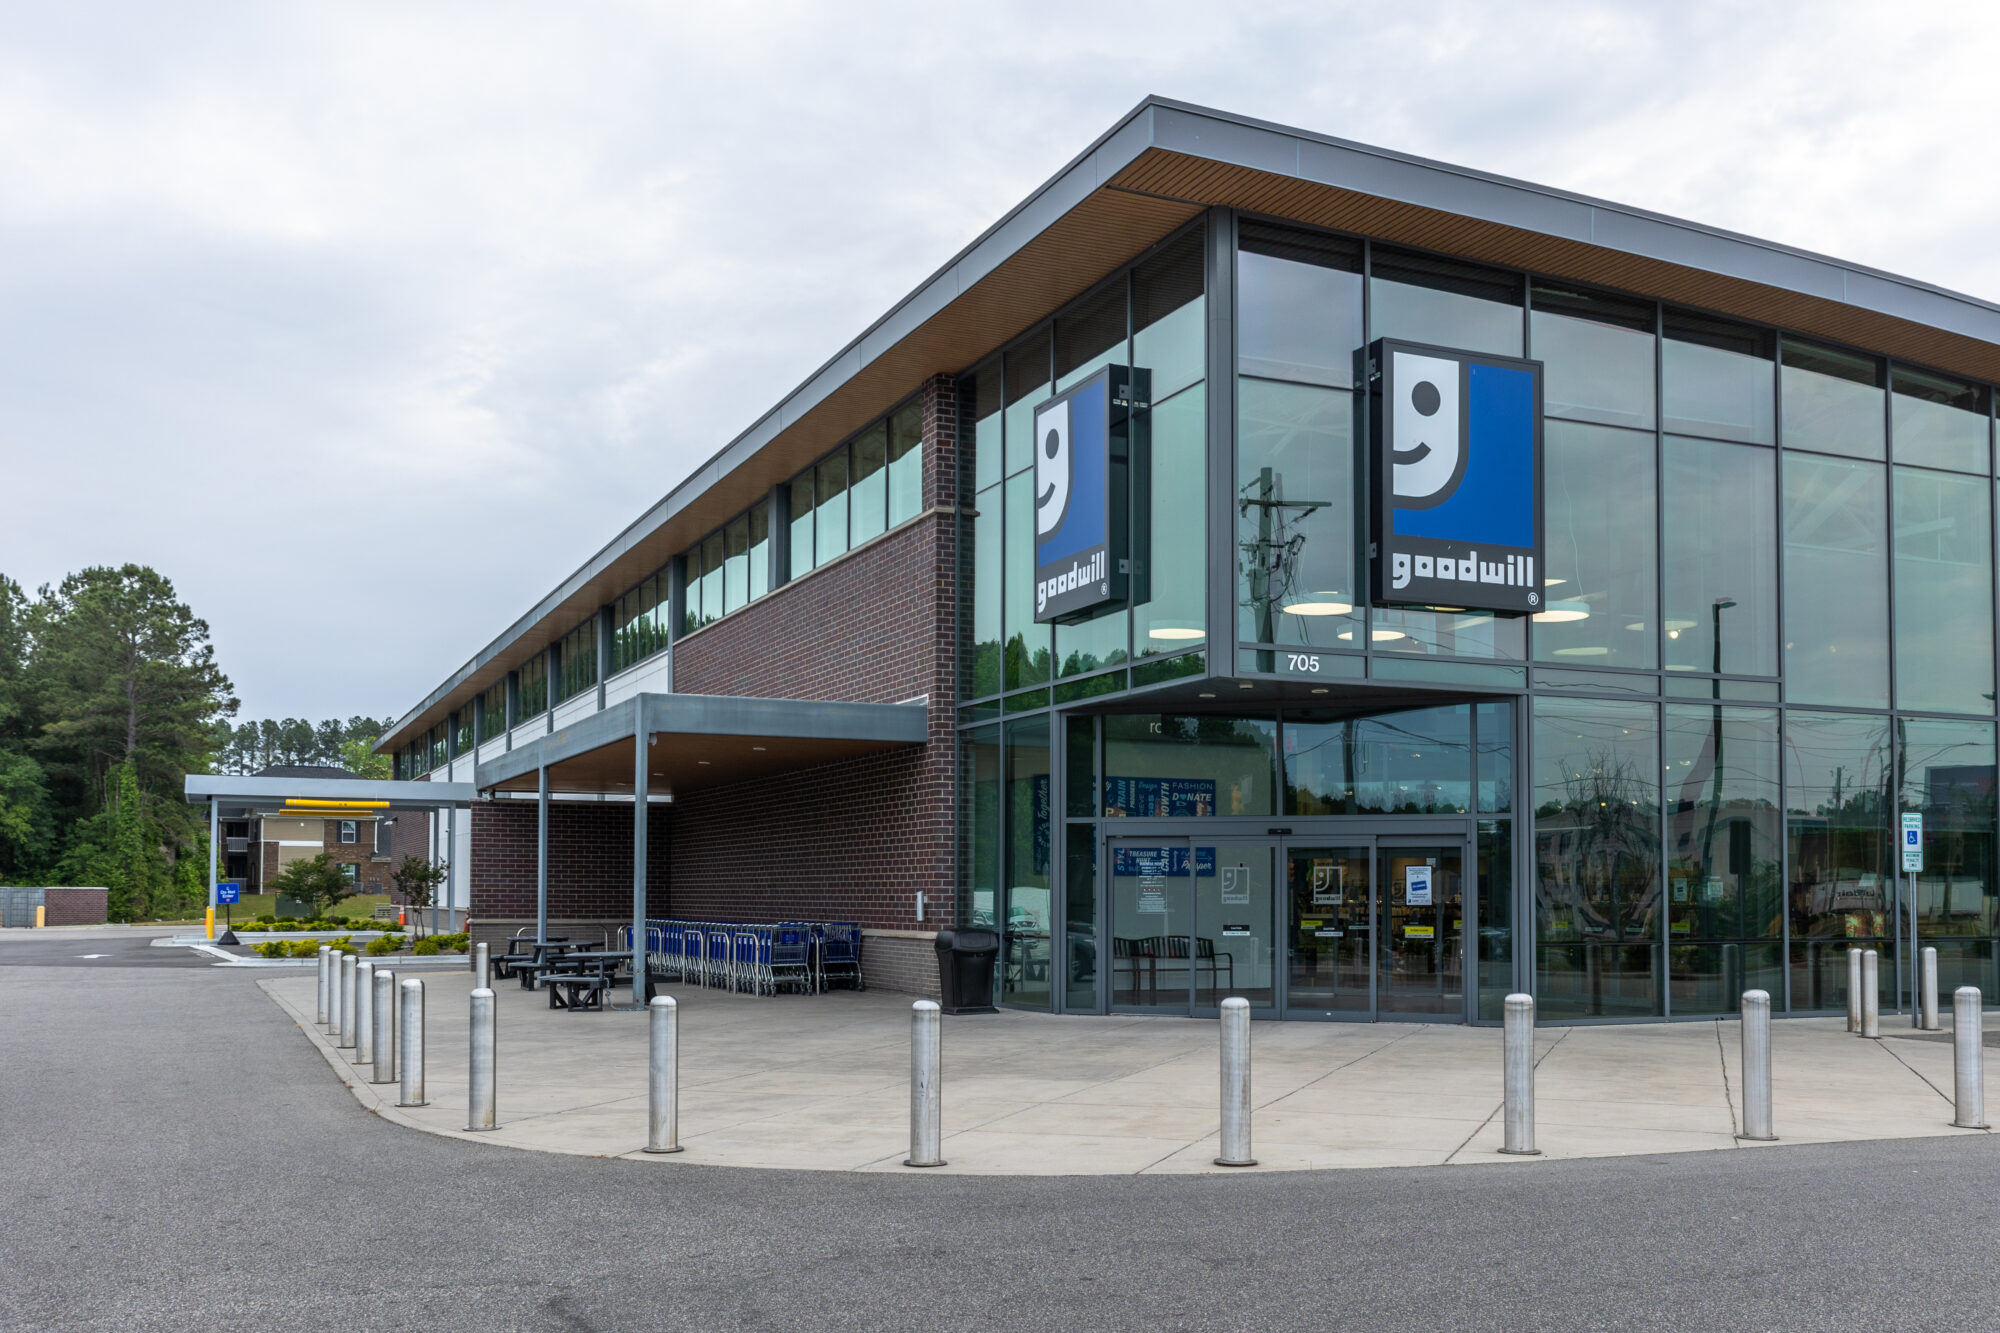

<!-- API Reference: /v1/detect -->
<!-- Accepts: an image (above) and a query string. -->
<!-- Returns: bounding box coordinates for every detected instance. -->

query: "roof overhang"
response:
[478,693,930,797]
[184,775,475,810]
[382,96,2000,752]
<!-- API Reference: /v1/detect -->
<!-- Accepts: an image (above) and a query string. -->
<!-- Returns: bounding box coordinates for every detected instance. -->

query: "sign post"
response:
[216,880,242,934]
[1902,813,1923,1025]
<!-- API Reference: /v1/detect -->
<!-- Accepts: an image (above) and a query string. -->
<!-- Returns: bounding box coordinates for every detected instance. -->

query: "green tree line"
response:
[216,715,392,777]
[0,566,237,919]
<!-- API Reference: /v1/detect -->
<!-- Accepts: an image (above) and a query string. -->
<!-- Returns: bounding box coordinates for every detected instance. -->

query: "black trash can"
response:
[934,928,1000,1014]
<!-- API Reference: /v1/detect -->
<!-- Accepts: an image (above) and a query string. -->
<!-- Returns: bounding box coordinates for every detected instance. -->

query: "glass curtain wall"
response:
[1900,719,1998,997]
[1785,710,1893,1012]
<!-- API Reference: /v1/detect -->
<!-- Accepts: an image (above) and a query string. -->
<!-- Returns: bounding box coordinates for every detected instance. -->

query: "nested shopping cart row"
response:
[617,919,864,996]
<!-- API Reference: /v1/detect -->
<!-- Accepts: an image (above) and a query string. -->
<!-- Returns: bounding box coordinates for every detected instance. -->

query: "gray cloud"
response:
[2,0,1994,719]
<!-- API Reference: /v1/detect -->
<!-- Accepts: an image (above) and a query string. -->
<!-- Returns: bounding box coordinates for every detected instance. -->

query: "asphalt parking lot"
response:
[6,927,2000,1332]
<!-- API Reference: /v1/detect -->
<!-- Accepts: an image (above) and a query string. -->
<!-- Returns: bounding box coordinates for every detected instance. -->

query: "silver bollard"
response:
[1953,987,1987,1129]
[644,995,683,1153]
[1861,949,1880,1039]
[1214,996,1256,1166]
[1501,993,1539,1155]
[467,986,496,1131]
[1921,947,1941,1031]
[1739,989,1776,1141]
[904,1000,943,1167]
[316,946,332,1027]
[338,953,358,1048]
[474,940,490,991]
[1846,947,1862,1033]
[371,968,396,1084]
[397,977,426,1107]
[353,960,375,1066]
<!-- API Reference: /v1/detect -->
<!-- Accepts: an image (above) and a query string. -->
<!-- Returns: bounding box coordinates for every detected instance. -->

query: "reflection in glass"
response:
[748,502,770,602]
[1236,222,1362,387]
[1236,379,1356,646]
[970,484,1002,698]
[1894,468,1993,715]
[813,451,849,566]
[1530,284,1656,429]
[1782,339,1885,460]
[1532,697,1662,1018]
[1056,278,1127,392]
[1892,366,1990,474]
[1003,330,1051,479]
[1065,714,1095,818]
[1002,716,1052,1010]
[1662,436,1777,677]
[1477,700,1514,813]
[722,514,749,614]
[1133,225,1205,401]
[1286,846,1372,1014]
[787,472,814,580]
[1108,840,1192,1010]
[1372,606,1525,660]
[1477,822,1513,1021]
[1002,470,1049,689]
[1134,385,1207,657]
[1900,718,1998,999]
[849,424,888,545]
[1664,705,1783,1015]
[960,726,1001,928]
[1785,710,1891,1012]
[1378,845,1464,1016]
[1370,248,1523,357]
[1536,422,1657,668]
[1662,311,1774,444]
[968,360,1003,492]
[1783,454,1888,708]
[888,402,924,527]
[1065,826,1098,1011]
[1283,704,1472,815]
[1196,843,1276,1006]
[1103,715,1277,818]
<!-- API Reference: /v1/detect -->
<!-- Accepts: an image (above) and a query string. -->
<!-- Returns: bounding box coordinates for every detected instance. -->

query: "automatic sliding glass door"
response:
[1378,843,1468,1018]
[1108,838,1194,1011]
[1283,845,1374,1017]
[1194,841,1277,1011]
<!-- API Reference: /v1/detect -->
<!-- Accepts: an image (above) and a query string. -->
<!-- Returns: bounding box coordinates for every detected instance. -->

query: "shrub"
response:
[364,934,401,957]
[255,914,276,925]
[255,941,289,959]
[412,938,440,956]
[286,939,321,959]
[429,933,469,953]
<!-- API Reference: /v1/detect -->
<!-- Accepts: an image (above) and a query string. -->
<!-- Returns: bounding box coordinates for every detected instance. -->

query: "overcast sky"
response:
[4,1,1998,724]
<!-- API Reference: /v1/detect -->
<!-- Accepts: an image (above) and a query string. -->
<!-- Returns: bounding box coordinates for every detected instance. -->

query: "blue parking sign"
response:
[216,881,241,905]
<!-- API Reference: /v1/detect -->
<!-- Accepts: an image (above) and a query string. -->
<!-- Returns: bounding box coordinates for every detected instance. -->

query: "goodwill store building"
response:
[379,98,2000,1025]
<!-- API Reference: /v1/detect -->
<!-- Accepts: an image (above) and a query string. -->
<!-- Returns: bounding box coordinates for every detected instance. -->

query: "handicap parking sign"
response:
[216,881,242,905]
[1900,814,1923,873]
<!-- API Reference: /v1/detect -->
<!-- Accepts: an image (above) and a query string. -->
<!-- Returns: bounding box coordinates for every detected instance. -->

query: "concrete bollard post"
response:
[353,961,375,1066]
[1953,987,1987,1129]
[397,977,427,1107]
[371,969,396,1084]
[1861,950,1880,1038]
[643,995,683,1153]
[1501,993,1539,1155]
[1739,989,1776,1141]
[467,987,496,1131]
[1921,948,1941,1031]
[1214,996,1256,1166]
[316,946,332,1028]
[474,940,490,991]
[904,1000,943,1167]
[337,953,358,1048]
[1846,947,1862,1033]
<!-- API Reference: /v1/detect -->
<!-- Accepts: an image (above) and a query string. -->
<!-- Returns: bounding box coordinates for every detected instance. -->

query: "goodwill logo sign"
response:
[1033,365,1135,623]
[1368,339,1543,616]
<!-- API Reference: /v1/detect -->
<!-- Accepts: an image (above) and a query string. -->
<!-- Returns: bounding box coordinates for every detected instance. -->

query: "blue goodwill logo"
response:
[1372,341,1543,616]
[1033,373,1114,622]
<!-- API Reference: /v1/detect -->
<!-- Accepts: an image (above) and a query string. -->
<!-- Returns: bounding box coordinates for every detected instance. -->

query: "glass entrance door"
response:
[1283,845,1373,1015]
[1195,842,1277,1010]
[1108,838,1194,1011]
[1378,844,1467,1018]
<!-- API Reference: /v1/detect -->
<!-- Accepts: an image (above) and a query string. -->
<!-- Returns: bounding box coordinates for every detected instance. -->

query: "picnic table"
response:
[496,936,568,982]
[535,949,627,1011]
[514,940,580,990]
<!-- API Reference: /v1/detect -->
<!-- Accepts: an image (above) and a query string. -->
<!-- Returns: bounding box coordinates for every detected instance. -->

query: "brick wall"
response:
[42,887,108,926]
[468,798,670,921]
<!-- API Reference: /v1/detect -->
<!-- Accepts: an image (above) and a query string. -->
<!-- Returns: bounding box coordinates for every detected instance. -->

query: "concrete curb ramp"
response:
[261,972,1994,1175]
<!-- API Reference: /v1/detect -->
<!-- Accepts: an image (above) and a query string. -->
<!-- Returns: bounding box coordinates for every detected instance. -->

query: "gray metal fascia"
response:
[474,704,643,792]
[183,775,476,808]
[387,95,2000,751]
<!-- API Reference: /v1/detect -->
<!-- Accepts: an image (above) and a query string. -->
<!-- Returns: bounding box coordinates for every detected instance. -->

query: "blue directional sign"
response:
[216,881,242,905]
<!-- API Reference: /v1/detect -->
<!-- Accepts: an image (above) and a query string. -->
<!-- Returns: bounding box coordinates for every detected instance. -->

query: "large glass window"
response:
[1530,284,1656,430]
[1782,339,1885,460]
[787,474,814,581]
[1532,697,1662,1019]
[1370,247,1523,358]
[748,504,770,602]
[1477,699,1514,814]
[1894,468,1994,714]
[1236,222,1361,388]
[1892,366,1990,475]
[553,617,597,705]
[1003,716,1053,1010]
[1056,278,1126,392]
[1535,421,1657,668]
[849,424,888,546]
[722,514,750,614]
[698,532,724,627]
[1237,378,1356,646]
[1477,821,1514,1021]
[517,653,548,718]
[1133,225,1205,401]
[1785,710,1891,1012]
[970,482,1003,699]
[1783,454,1888,708]
[888,401,924,527]
[1283,704,1471,814]
[813,451,849,566]
[960,725,1001,929]
[1662,436,1778,677]
[1103,715,1277,818]
[1664,704,1783,1015]
[1134,385,1207,656]
[1002,468,1049,690]
[1901,718,1998,998]
[612,569,670,674]
[969,359,1002,495]
[1003,331,1051,479]
[476,682,506,742]
[1662,311,1774,444]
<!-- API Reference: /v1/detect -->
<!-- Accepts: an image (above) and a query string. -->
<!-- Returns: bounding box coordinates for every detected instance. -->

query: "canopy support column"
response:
[630,722,649,1008]
[207,800,218,938]
[536,765,549,945]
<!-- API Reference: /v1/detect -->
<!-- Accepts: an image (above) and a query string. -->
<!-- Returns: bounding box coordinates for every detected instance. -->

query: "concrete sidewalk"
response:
[264,971,1993,1174]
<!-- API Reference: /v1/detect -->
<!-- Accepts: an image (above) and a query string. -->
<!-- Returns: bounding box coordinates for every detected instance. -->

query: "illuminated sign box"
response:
[1031,365,1144,624]
[1366,339,1544,616]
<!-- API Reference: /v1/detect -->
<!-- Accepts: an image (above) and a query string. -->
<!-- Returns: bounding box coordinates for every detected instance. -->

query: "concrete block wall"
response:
[41,887,108,926]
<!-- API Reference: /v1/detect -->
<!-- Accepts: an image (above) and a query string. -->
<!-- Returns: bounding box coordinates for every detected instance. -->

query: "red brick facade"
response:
[41,887,108,926]
[464,375,962,995]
